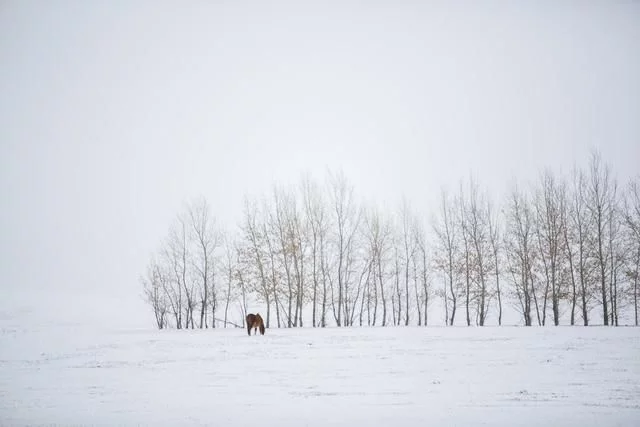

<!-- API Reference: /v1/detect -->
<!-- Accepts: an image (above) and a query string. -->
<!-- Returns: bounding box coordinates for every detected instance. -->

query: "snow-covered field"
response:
[1,323,639,426]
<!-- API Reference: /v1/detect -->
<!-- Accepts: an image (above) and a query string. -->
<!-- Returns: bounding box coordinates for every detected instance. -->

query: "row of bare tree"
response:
[142,153,640,329]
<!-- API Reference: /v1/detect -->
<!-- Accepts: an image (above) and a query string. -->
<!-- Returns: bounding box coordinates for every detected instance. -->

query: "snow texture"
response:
[1,324,639,426]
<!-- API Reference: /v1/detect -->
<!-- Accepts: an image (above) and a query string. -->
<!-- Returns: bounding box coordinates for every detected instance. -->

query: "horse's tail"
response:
[256,313,265,335]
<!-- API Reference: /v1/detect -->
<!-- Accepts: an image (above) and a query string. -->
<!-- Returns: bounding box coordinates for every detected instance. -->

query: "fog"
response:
[1,0,638,328]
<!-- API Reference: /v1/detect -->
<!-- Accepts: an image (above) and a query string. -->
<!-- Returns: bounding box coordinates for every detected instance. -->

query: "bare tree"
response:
[319,218,332,327]
[165,212,197,328]
[627,242,640,326]
[364,206,393,326]
[566,167,597,325]
[240,197,273,327]
[414,220,431,325]
[220,233,239,328]
[458,184,472,326]
[487,198,503,325]
[606,184,624,326]
[186,197,220,328]
[586,152,615,325]
[391,238,402,326]
[261,203,284,328]
[562,183,578,326]
[158,246,183,328]
[301,174,328,327]
[504,185,537,326]
[358,225,373,327]
[400,198,418,326]
[533,170,566,326]
[288,195,307,327]
[349,245,371,326]
[141,258,169,329]
[234,245,249,324]
[622,177,640,325]
[269,186,296,327]
[327,170,361,327]
[432,189,461,325]
[464,177,492,326]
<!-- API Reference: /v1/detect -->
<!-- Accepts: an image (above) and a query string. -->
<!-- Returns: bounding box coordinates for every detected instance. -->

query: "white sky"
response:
[1,1,638,327]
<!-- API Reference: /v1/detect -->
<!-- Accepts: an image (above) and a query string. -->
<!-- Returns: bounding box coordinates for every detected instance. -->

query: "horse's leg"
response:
[247,323,251,336]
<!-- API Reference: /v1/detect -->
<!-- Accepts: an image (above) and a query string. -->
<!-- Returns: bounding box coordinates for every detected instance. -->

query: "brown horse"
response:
[246,313,265,336]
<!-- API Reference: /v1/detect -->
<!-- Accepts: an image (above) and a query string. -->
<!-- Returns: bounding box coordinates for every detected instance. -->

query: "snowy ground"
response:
[1,323,639,426]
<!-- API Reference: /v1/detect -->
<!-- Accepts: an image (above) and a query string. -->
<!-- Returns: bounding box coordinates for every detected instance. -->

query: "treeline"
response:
[141,152,640,329]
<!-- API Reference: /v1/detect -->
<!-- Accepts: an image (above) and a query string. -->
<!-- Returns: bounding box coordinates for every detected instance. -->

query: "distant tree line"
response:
[141,152,640,329]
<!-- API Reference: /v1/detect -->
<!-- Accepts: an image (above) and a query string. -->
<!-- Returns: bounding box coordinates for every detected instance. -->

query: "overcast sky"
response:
[1,1,638,327]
